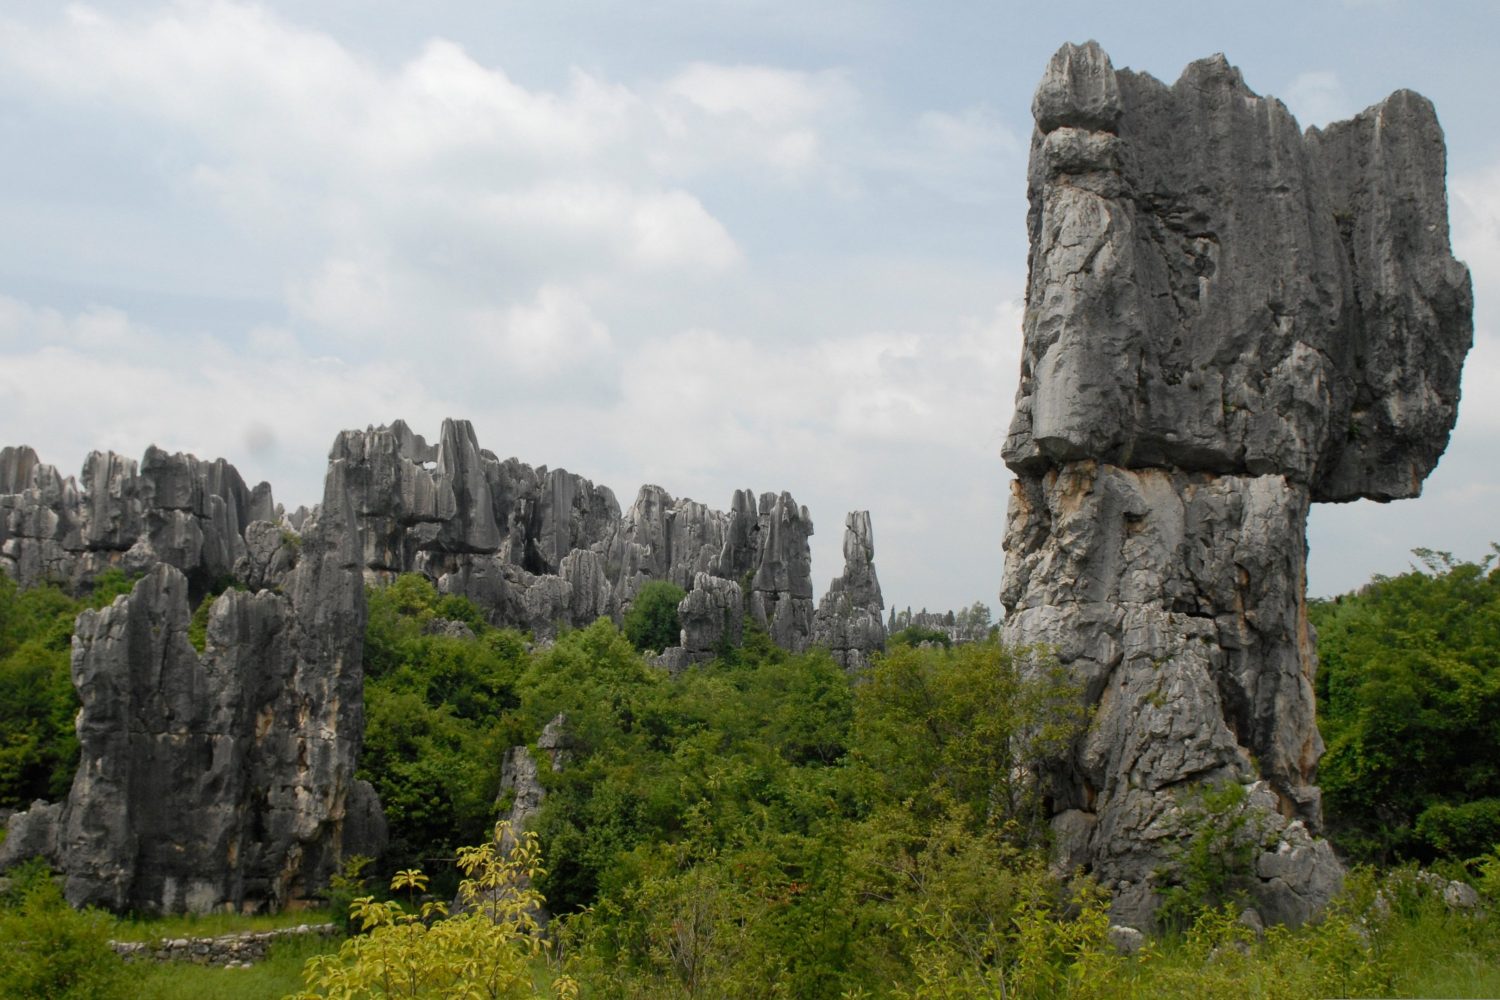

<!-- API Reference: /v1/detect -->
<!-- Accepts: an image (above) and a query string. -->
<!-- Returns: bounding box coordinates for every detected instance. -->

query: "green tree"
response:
[1311,546,1500,862]
[623,581,685,653]
[358,576,529,874]
[851,638,1085,836]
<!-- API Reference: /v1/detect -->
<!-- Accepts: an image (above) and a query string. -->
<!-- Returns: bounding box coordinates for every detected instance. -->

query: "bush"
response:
[294,823,576,999]
[623,581,685,653]
[0,864,128,1000]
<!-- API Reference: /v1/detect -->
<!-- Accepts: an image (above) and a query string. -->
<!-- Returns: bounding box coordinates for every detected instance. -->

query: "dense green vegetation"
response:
[360,576,528,874]
[1311,546,1500,864]
[621,579,685,652]
[4,555,1500,996]
[0,569,135,810]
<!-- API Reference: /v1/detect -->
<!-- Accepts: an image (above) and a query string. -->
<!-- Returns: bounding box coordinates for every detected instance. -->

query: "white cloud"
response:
[0,2,748,333]
[469,284,614,378]
[0,295,446,504]
[664,63,854,125]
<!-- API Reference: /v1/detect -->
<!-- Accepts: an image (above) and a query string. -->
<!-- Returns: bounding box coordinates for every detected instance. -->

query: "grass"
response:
[128,934,337,999]
[1383,908,1500,998]
[108,906,334,942]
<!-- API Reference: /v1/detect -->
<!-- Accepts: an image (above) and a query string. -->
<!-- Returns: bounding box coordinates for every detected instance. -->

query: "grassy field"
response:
[128,934,337,1000]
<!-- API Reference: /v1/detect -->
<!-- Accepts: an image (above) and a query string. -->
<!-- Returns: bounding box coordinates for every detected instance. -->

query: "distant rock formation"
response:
[0,444,279,602]
[810,511,886,670]
[887,603,996,646]
[1002,42,1472,928]
[0,448,380,913]
[320,419,835,657]
[0,420,882,909]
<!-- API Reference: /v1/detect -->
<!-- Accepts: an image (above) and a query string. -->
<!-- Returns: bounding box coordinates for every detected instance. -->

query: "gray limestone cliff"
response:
[0,420,880,909]
[0,442,378,913]
[1001,42,1472,928]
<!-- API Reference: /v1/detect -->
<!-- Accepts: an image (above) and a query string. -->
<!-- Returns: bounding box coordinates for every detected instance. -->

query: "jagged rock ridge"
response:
[1002,42,1472,928]
[0,444,279,601]
[323,419,884,666]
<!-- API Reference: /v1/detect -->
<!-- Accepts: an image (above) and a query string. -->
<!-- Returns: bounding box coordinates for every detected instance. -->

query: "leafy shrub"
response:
[0,863,128,1000]
[852,638,1085,835]
[294,822,576,999]
[623,580,685,653]
[0,571,135,809]
[886,625,950,648]
[359,576,529,874]
[1155,781,1273,932]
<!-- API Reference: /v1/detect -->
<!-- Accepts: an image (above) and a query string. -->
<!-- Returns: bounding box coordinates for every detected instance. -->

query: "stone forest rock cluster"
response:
[0,42,1474,935]
[1001,42,1472,926]
[0,422,886,912]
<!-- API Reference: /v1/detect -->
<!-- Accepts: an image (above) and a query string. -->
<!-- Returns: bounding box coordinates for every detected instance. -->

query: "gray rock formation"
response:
[323,419,836,655]
[678,572,744,663]
[1,417,875,909]
[0,441,379,914]
[495,713,573,845]
[1001,42,1472,928]
[811,511,886,670]
[0,444,278,601]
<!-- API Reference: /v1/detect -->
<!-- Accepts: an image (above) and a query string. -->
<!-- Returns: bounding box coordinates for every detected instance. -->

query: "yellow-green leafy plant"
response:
[292,822,577,999]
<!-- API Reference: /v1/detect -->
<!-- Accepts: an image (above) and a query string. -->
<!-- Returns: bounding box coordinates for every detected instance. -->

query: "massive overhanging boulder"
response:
[1001,42,1472,928]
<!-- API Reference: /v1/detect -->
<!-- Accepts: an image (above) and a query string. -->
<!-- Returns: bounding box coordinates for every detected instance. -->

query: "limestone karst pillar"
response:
[1001,42,1472,927]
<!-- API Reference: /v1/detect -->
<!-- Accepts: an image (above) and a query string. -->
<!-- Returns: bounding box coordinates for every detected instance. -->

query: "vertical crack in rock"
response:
[1002,42,1472,928]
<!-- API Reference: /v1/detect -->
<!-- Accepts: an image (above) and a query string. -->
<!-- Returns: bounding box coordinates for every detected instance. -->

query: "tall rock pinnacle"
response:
[1002,42,1472,927]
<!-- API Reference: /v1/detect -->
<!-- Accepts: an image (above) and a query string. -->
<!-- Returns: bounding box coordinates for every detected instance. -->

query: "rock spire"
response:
[1001,42,1472,927]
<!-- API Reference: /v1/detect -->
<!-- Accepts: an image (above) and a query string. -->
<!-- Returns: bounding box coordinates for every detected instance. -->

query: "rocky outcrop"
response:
[0,444,282,601]
[110,923,338,967]
[495,713,573,845]
[0,442,378,914]
[322,419,838,654]
[1,418,878,910]
[811,511,886,670]
[1001,42,1472,928]
[678,573,744,662]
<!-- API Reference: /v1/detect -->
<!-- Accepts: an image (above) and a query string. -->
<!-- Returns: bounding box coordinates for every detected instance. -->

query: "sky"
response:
[1,1,1497,615]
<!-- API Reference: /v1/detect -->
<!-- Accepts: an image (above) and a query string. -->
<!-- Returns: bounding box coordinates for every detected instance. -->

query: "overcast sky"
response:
[1,1,1496,614]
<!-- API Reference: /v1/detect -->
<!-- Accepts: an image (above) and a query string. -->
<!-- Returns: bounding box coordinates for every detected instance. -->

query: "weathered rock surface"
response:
[0,444,279,601]
[0,443,377,914]
[496,713,573,844]
[811,511,886,670]
[1001,42,1472,928]
[323,419,842,655]
[678,572,744,662]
